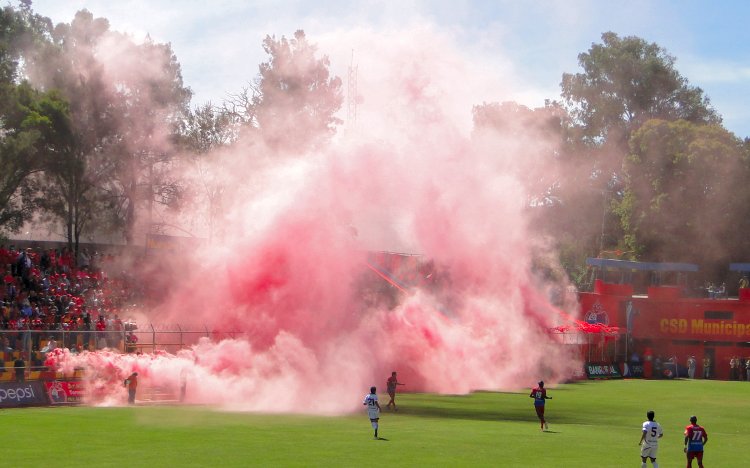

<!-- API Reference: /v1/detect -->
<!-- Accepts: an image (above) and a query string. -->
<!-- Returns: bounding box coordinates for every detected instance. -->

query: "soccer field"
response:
[3,379,747,467]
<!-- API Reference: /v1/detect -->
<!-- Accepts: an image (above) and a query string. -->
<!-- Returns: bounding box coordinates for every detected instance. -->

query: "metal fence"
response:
[551,330,621,362]
[2,325,252,353]
[1,325,248,381]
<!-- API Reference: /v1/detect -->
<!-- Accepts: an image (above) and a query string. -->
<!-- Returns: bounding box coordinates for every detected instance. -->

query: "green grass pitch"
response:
[3,379,746,467]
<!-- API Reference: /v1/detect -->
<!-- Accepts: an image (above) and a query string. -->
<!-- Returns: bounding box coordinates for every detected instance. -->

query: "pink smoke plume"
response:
[46,24,580,414]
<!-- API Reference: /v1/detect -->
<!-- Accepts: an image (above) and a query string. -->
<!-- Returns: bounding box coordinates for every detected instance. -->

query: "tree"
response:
[179,102,237,240]
[472,100,569,207]
[103,33,192,244]
[561,32,719,153]
[554,32,722,273]
[616,119,749,272]
[25,10,192,247]
[0,83,73,231]
[181,103,237,155]
[31,87,111,255]
[252,30,343,152]
[0,4,60,232]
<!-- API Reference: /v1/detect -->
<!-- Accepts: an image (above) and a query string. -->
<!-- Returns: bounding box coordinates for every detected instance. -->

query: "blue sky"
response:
[21,0,750,137]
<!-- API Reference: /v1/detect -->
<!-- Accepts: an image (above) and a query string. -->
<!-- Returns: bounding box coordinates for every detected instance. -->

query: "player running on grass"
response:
[363,386,381,439]
[684,415,708,468]
[639,410,663,468]
[529,380,552,431]
[386,371,405,411]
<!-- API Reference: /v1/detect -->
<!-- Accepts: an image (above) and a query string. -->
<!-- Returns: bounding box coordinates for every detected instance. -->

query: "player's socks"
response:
[641,463,646,468]
[652,462,658,468]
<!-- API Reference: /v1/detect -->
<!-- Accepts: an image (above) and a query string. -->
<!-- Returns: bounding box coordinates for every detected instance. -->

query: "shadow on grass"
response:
[393,403,540,423]
[397,403,598,425]
[393,392,597,425]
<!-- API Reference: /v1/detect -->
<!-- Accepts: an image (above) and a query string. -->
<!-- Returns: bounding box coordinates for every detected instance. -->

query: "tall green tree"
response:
[561,32,719,153]
[21,10,120,254]
[554,32,722,274]
[104,34,192,244]
[0,83,72,231]
[252,30,343,152]
[0,4,61,232]
[25,10,191,247]
[179,102,237,240]
[616,119,749,272]
[29,86,109,254]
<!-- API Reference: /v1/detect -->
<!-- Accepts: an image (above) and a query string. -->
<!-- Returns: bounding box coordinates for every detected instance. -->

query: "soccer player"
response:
[529,380,552,431]
[385,371,405,411]
[684,415,708,468]
[639,410,663,468]
[363,386,381,439]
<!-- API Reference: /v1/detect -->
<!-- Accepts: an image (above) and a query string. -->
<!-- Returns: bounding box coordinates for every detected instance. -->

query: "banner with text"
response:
[584,363,623,379]
[44,380,85,405]
[0,381,48,408]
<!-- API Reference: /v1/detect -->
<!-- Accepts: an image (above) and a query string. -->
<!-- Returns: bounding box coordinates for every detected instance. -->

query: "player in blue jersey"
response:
[363,386,381,439]
[529,380,552,431]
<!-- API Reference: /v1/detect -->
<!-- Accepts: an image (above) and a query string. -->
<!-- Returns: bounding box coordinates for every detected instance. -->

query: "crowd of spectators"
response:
[0,244,139,369]
[705,282,727,299]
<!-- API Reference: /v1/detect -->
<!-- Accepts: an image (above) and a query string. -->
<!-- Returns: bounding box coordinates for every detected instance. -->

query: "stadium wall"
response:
[579,281,750,380]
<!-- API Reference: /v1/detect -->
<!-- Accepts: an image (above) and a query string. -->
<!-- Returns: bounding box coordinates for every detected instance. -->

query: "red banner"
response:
[44,380,85,405]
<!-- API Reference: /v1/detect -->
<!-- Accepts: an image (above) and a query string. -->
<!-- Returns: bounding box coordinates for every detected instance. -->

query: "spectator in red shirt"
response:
[124,372,138,404]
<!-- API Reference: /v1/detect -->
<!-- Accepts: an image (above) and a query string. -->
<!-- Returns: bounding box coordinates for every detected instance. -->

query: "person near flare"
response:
[124,372,138,404]
[530,380,552,431]
[385,371,405,411]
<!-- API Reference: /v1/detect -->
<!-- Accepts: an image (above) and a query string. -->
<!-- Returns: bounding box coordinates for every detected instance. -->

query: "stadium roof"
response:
[729,263,750,272]
[586,258,699,272]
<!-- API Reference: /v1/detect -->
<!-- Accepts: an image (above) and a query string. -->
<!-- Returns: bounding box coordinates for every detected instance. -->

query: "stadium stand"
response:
[0,245,138,381]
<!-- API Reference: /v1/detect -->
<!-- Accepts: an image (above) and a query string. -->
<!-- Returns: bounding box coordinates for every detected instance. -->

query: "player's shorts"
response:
[368,409,379,420]
[534,405,545,418]
[687,450,703,464]
[640,444,658,459]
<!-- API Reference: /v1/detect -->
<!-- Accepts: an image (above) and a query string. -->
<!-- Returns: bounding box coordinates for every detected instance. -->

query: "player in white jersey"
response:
[363,386,381,439]
[638,410,664,468]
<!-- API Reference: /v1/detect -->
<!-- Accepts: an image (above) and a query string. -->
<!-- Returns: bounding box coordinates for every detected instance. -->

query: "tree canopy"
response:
[561,31,720,150]
[2,2,750,288]
[253,30,343,152]
[617,119,749,270]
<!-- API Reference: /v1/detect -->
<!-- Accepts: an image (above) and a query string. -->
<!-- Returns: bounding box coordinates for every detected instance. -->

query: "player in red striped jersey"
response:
[684,415,708,468]
[529,380,552,431]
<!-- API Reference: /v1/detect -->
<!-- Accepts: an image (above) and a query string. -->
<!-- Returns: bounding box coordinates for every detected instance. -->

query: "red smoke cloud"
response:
[46,24,580,413]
